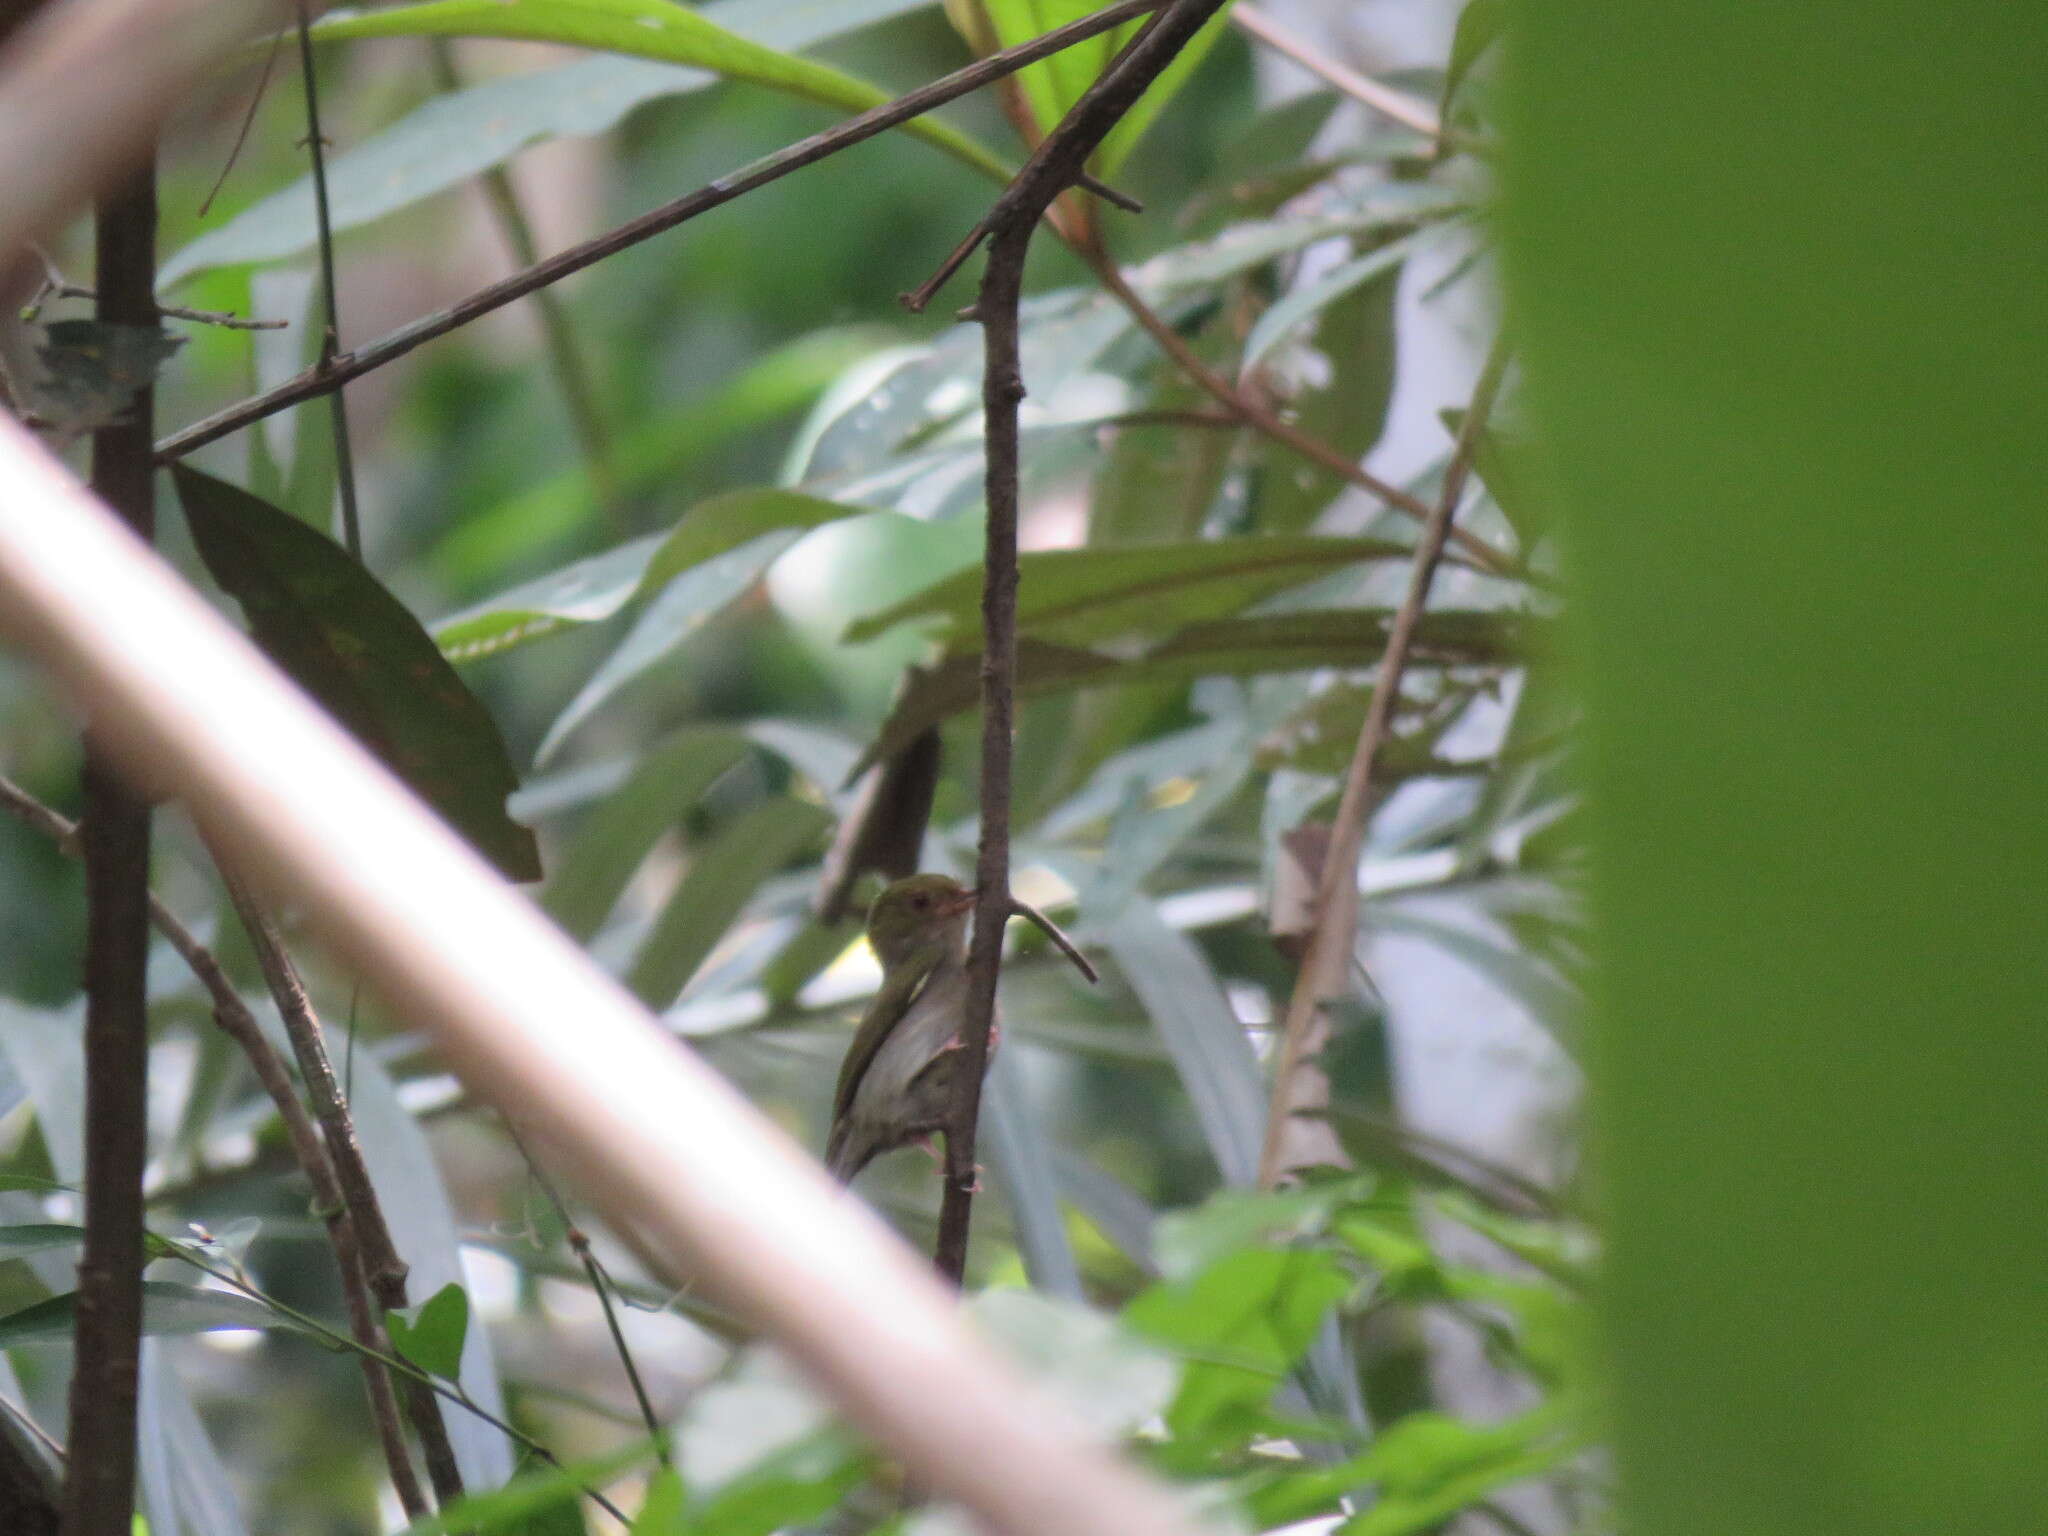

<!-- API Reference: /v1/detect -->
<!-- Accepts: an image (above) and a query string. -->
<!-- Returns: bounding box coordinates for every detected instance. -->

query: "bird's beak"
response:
[941,887,980,917]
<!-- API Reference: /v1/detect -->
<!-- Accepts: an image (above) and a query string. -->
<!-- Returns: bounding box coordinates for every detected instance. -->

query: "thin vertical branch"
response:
[426,40,618,523]
[61,157,157,1536]
[928,0,1234,1283]
[292,0,361,556]
[217,869,468,1507]
[1256,336,1513,1188]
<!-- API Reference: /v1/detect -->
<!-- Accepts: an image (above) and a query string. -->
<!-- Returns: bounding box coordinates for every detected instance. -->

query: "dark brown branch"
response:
[932,0,1234,1286]
[152,0,1167,464]
[1255,335,1513,1188]
[217,869,469,1508]
[61,157,157,1536]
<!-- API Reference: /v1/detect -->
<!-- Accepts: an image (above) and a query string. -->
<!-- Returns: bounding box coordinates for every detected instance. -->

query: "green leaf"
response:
[0,1283,300,1348]
[852,609,1529,774]
[1441,0,1504,120]
[385,1282,470,1381]
[842,536,1409,648]
[1250,255,1401,534]
[306,0,1011,183]
[630,1469,687,1535]
[533,493,876,762]
[0,1222,86,1261]
[542,730,752,942]
[971,0,1238,179]
[161,0,936,285]
[1123,1247,1351,1440]
[395,1439,664,1536]
[173,465,541,882]
[1242,234,1418,372]
[626,797,832,1009]
[1100,901,1267,1187]
[437,489,870,664]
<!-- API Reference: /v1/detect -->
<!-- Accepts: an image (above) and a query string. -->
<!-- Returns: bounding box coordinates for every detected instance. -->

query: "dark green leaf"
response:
[542,730,752,942]
[173,465,540,881]
[1441,0,1505,119]
[627,797,831,1008]
[843,536,1408,648]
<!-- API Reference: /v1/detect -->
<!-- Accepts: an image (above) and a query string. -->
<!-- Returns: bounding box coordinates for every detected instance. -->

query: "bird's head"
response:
[866,873,975,968]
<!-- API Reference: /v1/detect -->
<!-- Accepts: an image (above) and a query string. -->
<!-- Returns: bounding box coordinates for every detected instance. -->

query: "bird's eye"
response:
[912,895,928,909]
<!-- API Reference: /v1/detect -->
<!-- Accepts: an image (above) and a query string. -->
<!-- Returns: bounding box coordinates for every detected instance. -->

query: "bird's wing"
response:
[833,947,942,1125]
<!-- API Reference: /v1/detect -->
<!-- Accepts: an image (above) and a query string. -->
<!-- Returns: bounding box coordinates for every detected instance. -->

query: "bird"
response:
[825,873,989,1183]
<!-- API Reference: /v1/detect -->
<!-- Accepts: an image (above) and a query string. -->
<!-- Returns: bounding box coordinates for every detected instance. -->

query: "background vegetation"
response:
[1,0,2032,1533]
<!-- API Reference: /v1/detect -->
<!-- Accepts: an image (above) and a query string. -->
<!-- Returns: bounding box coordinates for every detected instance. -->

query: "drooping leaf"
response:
[386,1282,471,1381]
[1241,233,1418,373]
[304,0,1011,182]
[173,465,540,881]
[162,0,939,285]
[543,729,752,941]
[437,488,870,664]
[627,796,832,1009]
[982,1054,1084,1300]
[0,1283,300,1348]
[533,495,880,762]
[137,1338,253,1536]
[1100,900,1266,1188]
[842,536,1410,648]
[852,609,1530,773]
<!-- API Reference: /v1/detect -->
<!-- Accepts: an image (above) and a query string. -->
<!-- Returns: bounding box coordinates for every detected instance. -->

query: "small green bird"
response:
[826,873,985,1183]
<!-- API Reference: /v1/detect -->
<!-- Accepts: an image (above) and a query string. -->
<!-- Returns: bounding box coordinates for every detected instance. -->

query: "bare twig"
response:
[1230,5,1456,143]
[293,0,361,557]
[197,24,287,218]
[151,0,1167,464]
[217,869,469,1507]
[167,1250,631,1527]
[1078,244,1523,576]
[62,156,157,1536]
[930,0,1234,1285]
[1255,336,1513,1188]
[0,407,1199,1536]
[0,775,430,1518]
[502,1123,666,1461]
[19,277,283,330]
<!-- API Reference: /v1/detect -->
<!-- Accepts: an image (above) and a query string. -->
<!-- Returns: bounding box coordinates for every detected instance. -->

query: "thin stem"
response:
[167,1250,632,1528]
[20,278,283,330]
[426,39,619,523]
[151,0,1168,465]
[1256,336,1513,1188]
[62,156,156,1536]
[501,1124,666,1460]
[1078,243,1522,576]
[1230,5,1472,147]
[294,0,361,556]
[217,867,469,1508]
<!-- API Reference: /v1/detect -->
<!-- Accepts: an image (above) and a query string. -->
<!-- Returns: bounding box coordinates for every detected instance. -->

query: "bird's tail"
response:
[824,1121,875,1184]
